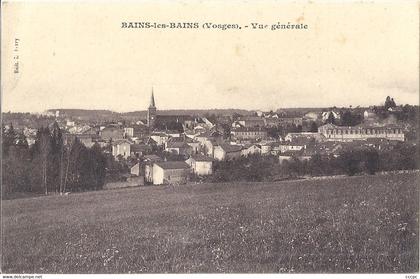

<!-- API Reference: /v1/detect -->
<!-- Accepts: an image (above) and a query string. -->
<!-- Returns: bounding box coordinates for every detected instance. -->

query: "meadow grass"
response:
[2,172,418,273]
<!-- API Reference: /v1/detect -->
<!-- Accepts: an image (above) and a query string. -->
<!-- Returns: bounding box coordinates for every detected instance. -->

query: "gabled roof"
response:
[188,154,214,162]
[243,144,262,149]
[167,137,184,143]
[154,161,190,170]
[112,139,131,146]
[150,132,169,137]
[217,144,243,153]
[131,144,152,153]
[318,123,338,130]
[102,126,123,131]
[232,127,267,132]
[197,129,222,138]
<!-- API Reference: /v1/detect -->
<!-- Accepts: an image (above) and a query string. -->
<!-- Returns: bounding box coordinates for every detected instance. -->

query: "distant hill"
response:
[47,108,254,122]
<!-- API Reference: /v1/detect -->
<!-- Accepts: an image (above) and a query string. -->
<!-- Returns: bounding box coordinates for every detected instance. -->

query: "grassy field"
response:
[2,172,419,273]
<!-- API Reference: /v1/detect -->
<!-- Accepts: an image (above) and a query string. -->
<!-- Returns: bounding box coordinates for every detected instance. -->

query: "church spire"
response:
[149,87,156,108]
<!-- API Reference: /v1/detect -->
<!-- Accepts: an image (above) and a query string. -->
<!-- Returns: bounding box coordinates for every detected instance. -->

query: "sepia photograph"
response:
[1,0,419,277]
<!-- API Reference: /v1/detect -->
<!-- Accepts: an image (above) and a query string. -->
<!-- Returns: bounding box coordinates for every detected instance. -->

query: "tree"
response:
[326,112,336,124]
[309,121,318,132]
[340,110,362,126]
[91,144,107,190]
[37,127,52,195]
[232,113,242,121]
[385,96,397,110]
[267,126,280,139]
[220,123,231,140]
[340,150,362,176]
[2,123,16,156]
[364,149,379,175]
[50,121,63,193]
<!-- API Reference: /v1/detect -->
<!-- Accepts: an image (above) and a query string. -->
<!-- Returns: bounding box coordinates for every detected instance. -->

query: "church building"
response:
[146,89,194,131]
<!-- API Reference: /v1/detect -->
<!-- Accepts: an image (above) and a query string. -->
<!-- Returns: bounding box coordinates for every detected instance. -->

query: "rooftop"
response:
[217,144,243,153]
[155,161,190,170]
[189,154,214,162]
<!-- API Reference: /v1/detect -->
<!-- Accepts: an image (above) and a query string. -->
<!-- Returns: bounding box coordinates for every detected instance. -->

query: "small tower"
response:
[147,88,157,129]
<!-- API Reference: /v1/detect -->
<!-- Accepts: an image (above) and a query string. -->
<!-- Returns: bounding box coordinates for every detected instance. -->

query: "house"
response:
[322,111,341,122]
[165,130,182,138]
[184,129,199,140]
[231,127,267,141]
[128,162,146,186]
[201,117,215,128]
[201,138,217,157]
[130,144,152,157]
[259,141,278,155]
[237,116,265,128]
[186,140,201,155]
[277,116,303,126]
[124,127,134,138]
[195,131,223,157]
[143,155,163,183]
[279,141,305,153]
[143,154,162,162]
[165,141,192,155]
[284,132,324,143]
[130,162,141,176]
[150,133,170,146]
[241,144,262,156]
[195,130,223,143]
[213,144,242,161]
[185,154,214,176]
[318,123,405,142]
[100,126,124,141]
[152,161,190,185]
[124,124,149,139]
[112,139,131,159]
[63,133,95,148]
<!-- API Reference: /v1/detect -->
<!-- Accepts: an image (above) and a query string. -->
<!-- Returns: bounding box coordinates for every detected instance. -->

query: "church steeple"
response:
[149,88,156,108]
[147,88,157,129]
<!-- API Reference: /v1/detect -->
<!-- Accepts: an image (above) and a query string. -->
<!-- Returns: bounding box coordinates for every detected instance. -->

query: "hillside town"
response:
[2,93,418,195]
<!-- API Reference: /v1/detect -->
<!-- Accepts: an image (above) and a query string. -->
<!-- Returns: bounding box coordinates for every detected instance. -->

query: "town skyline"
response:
[3,89,419,114]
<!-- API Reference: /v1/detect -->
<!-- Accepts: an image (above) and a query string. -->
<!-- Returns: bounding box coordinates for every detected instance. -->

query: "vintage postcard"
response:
[1,0,419,277]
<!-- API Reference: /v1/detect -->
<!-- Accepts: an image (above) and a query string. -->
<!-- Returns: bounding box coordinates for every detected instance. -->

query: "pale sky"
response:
[2,1,419,113]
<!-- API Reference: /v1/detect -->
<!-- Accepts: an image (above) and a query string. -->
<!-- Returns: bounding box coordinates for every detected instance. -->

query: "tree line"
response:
[205,143,418,183]
[2,122,107,198]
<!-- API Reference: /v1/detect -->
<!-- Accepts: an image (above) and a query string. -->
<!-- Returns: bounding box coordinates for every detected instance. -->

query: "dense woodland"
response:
[2,123,107,198]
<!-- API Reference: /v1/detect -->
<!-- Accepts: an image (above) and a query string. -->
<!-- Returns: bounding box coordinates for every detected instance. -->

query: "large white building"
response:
[111,139,131,159]
[152,161,190,185]
[318,123,405,142]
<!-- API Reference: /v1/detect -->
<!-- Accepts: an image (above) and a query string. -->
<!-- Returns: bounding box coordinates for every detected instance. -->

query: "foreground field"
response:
[2,173,419,273]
